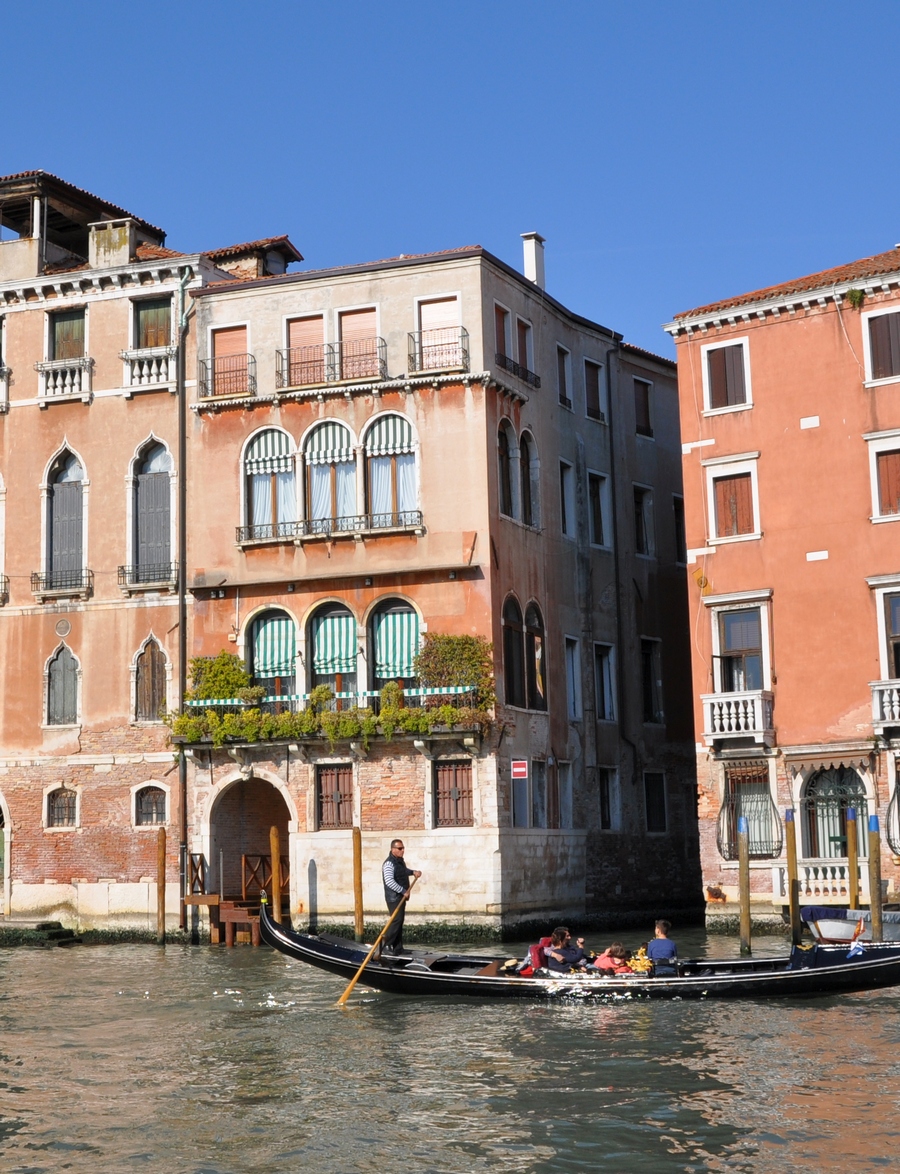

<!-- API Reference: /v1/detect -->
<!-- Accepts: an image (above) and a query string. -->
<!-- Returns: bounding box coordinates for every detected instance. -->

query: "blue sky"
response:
[4,2,899,354]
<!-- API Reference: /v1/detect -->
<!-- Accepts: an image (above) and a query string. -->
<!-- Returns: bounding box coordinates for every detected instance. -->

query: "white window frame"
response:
[131,780,171,829]
[643,770,668,835]
[633,482,655,558]
[584,358,607,422]
[565,636,582,721]
[703,588,773,692]
[42,782,81,831]
[862,306,900,388]
[593,642,616,722]
[702,452,762,543]
[866,574,900,679]
[598,766,620,832]
[864,429,900,523]
[700,335,753,415]
[587,469,611,549]
[559,460,575,538]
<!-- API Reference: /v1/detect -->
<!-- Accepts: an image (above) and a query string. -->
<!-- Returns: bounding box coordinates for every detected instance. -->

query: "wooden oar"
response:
[336,877,417,1007]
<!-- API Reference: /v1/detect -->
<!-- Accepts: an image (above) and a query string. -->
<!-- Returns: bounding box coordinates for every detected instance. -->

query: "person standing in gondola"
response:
[381,839,421,956]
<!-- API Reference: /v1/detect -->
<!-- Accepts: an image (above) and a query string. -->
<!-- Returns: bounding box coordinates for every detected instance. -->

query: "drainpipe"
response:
[176,266,193,931]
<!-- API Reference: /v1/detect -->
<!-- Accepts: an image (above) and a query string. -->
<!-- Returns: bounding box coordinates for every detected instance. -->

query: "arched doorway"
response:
[209,778,291,900]
[802,766,868,860]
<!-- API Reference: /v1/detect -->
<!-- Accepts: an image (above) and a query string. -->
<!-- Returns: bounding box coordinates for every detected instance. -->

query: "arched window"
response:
[250,610,297,698]
[48,452,84,590]
[47,787,76,828]
[135,785,166,826]
[308,604,357,700]
[304,422,356,533]
[244,430,295,540]
[802,766,868,860]
[364,415,417,528]
[369,600,419,690]
[134,443,172,581]
[520,431,539,527]
[498,424,514,518]
[524,604,546,711]
[47,646,78,725]
[502,597,526,708]
[135,638,166,721]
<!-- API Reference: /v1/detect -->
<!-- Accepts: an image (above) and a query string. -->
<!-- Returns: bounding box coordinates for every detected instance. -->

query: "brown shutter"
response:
[715,473,754,536]
[338,308,376,342]
[317,765,353,828]
[137,299,171,348]
[870,313,900,381]
[517,320,529,368]
[877,451,900,515]
[634,380,652,436]
[434,762,473,826]
[213,325,247,357]
[709,344,746,408]
[288,316,324,349]
[557,348,569,403]
[52,311,85,360]
[585,361,601,418]
[495,306,508,357]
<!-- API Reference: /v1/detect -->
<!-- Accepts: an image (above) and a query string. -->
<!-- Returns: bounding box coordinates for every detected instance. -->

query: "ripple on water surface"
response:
[0,935,898,1173]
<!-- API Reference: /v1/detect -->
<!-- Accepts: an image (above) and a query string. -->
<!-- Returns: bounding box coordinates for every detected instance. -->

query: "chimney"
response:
[521,231,546,289]
[88,218,137,269]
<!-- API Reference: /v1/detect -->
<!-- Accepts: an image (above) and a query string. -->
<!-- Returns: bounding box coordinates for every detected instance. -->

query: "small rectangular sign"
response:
[511,759,529,779]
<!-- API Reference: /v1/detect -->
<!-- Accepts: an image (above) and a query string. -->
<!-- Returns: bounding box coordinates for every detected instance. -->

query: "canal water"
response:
[0,929,897,1173]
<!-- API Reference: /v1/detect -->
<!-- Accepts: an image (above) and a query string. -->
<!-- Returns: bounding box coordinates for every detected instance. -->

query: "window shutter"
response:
[870,313,900,381]
[137,300,171,349]
[136,472,170,572]
[434,762,473,827]
[288,316,324,350]
[418,298,458,331]
[585,361,602,418]
[517,320,529,368]
[495,306,508,357]
[338,308,376,342]
[708,344,746,408]
[877,451,900,515]
[52,311,85,360]
[48,648,77,725]
[136,640,166,721]
[557,348,568,400]
[50,482,83,579]
[714,473,754,536]
[213,325,246,357]
[634,380,652,435]
[318,765,353,828]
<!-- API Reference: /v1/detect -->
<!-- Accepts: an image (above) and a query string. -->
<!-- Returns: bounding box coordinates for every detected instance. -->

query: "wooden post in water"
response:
[352,826,364,942]
[868,814,884,941]
[784,808,801,946]
[269,826,282,925]
[738,815,751,955]
[846,806,859,911]
[156,826,166,945]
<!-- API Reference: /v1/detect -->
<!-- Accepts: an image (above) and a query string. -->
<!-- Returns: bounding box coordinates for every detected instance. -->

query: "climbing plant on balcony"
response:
[413,634,495,710]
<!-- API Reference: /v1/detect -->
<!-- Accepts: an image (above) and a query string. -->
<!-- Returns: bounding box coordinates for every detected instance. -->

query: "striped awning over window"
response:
[305,422,354,465]
[245,430,293,475]
[365,414,413,456]
[252,612,297,677]
[312,611,357,674]
[374,607,419,678]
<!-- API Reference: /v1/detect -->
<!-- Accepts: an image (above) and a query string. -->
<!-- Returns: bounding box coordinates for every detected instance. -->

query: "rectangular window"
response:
[47,788,77,828]
[287,315,325,385]
[634,378,652,437]
[565,637,582,721]
[212,325,249,396]
[723,761,776,858]
[557,346,571,408]
[673,496,687,563]
[512,765,529,828]
[644,772,667,833]
[316,764,353,829]
[599,768,619,831]
[51,309,85,360]
[517,319,532,372]
[594,643,616,721]
[434,761,474,827]
[887,595,900,679]
[634,486,654,555]
[713,473,755,536]
[877,451,900,517]
[641,638,663,723]
[136,298,171,349]
[707,343,747,408]
[869,312,900,381]
[558,762,573,829]
[718,608,763,691]
[585,360,604,420]
[560,462,575,536]
[419,297,459,332]
[531,760,547,829]
[588,473,608,546]
[495,305,510,358]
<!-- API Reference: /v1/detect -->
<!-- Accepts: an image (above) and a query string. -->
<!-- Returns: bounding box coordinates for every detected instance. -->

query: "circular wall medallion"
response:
[55,619,71,637]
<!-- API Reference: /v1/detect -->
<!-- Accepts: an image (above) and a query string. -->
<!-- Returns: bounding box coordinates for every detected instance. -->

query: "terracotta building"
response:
[665,245,900,917]
[0,171,699,932]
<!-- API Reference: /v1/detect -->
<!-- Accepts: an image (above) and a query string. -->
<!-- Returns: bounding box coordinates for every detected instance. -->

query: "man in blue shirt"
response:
[646,919,677,975]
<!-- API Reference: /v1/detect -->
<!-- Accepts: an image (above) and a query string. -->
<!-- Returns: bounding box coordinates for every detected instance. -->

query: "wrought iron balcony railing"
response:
[31,569,93,597]
[118,562,178,589]
[495,352,541,388]
[275,344,328,389]
[408,327,470,373]
[333,337,386,382]
[274,338,387,389]
[185,685,477,718]
[701,689,774,745]
[198,354,257,398]
[0,574,8,605]
[235,511,423,543]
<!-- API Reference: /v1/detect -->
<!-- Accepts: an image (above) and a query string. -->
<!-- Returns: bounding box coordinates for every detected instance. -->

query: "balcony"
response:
[701,689,774,746]
[35,356,93,404]
[31,568,93,601]
[0,366,9,413]
[184,685,478,719]
[235,511,424,545]
[274,338,387,390]
[334,337,386,382]
[772,860,873,905]
[495,352,541,389]
[0,574,8,605]
[275,344,327,389]
[408,327,470,374]
[118,562,178,593]
[198,354,257,399]
[871,680,900,734]
[120,346,177,391]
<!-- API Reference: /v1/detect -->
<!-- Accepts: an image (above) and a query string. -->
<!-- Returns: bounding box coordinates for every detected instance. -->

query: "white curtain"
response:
[396,454,416,514]
[336,461,356,520]
[369,456,392,516]
[251,473,272,529]
[275,472,294,528]
[309,464,332,520]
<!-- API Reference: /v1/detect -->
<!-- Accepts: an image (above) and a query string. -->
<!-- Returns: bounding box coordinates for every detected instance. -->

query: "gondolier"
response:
[381,839,421,956]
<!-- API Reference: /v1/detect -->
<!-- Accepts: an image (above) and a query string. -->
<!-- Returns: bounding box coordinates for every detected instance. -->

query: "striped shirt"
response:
[383,856,409,895]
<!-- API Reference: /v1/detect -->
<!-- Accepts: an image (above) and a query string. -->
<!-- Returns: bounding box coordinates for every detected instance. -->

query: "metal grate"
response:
[408,327,470,373]
[118,562,178,587]
[31,569,93,595]
[716,761,783,860]
[198,354,257,398]
[495,352,541,388]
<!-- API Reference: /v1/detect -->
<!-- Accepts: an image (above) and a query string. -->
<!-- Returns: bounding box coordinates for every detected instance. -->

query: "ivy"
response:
[414,634,495,710]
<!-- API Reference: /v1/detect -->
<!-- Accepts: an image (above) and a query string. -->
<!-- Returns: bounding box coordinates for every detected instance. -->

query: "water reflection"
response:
[0,934,894,1172]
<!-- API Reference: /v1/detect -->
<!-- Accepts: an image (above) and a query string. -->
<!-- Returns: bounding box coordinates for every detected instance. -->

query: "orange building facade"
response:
[666,246,900,916]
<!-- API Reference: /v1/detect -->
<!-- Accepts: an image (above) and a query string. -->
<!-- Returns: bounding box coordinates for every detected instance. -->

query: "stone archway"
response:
[209,777,291,899]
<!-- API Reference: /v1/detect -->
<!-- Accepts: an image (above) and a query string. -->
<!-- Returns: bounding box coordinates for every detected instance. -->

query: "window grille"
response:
[716,761,782,860]
[434,761,473,827]
[317,765,353,829]
[48,788,76,827]
[136,786,166,826]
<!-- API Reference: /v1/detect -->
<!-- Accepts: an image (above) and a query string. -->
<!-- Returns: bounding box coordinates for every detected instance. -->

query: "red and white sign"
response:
[511,760,529,779]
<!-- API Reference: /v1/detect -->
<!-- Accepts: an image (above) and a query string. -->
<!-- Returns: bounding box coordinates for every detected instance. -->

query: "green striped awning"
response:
[245,429,293,474]
[305,421,354,465]
[312,611,357,674]
[365,414,413,456]
[252,612,297,677]
[374,608,419,678]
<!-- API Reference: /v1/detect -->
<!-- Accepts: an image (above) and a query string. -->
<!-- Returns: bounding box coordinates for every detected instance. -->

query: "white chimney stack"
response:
[521,231,546,289]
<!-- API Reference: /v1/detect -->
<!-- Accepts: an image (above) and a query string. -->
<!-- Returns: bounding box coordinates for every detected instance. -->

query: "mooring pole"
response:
[847,806,859,911]
[868,814,884,942]
[784,808,801,946]
[352,826,364,942]
[269,826,282,925]
[738,815,751,955]
[157,826,167,945]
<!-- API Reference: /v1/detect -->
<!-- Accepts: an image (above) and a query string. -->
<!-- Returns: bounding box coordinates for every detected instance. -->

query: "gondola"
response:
[802,905,900,944]
[258,902,900,1000]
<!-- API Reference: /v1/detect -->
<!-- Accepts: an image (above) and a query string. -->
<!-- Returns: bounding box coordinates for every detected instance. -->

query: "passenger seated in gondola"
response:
[646,919,677,976]
[545,927,587,972]
[592,942,632,975]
